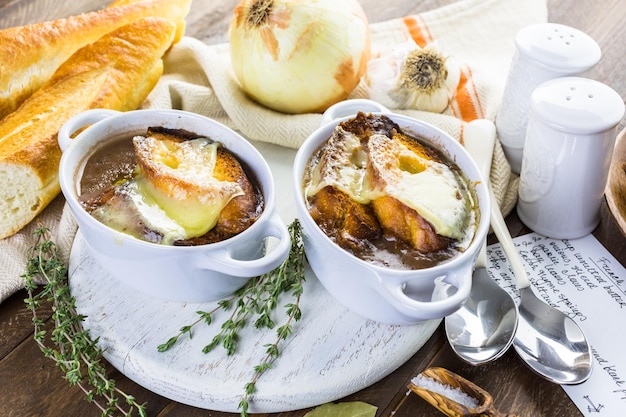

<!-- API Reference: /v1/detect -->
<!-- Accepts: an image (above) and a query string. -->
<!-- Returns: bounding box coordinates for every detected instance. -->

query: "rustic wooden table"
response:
[1,0,624,416]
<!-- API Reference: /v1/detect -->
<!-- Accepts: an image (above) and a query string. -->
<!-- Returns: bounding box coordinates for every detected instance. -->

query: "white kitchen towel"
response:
[0,0,547,303]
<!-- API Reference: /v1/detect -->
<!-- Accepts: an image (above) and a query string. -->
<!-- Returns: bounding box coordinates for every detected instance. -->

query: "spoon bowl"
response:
[445,267,518,365]
[445,119,518,365]
[513,287,592,384]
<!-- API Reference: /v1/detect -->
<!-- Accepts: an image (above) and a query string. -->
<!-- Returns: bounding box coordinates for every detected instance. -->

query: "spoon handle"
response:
[488,185,531,289]
[464,119,531,289]
[463,119,496,268]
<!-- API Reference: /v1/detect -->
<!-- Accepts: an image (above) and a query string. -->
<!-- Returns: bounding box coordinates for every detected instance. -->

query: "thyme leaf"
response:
[23,218,306,417]
[158,219,306,417]
[24,226,146,417]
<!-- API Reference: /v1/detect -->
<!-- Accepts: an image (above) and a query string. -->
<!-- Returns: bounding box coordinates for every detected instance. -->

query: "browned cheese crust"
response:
[308,112,453,254]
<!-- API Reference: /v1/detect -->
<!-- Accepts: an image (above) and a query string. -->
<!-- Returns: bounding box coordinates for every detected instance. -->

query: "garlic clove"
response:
[366,41,460,113]
[366,39,415,108]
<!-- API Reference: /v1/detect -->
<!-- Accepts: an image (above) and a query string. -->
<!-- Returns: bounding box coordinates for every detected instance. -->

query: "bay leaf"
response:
[304,401,377,417]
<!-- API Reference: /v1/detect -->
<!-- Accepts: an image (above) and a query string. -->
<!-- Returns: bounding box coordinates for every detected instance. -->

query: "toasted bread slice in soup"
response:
[308,185,383,246]
[0,17,177,239]
[0,0,191,118]
[176,142,263,245]
[305,112,468,254]
[367,131,453,252]
[133,128,261,243]
[81,128,263,245]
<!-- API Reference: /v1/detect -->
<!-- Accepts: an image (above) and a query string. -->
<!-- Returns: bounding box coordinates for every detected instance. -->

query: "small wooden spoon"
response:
[408,367,519,417]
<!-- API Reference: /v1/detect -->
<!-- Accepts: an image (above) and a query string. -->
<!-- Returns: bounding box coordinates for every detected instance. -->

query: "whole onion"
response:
[229,0,371,114]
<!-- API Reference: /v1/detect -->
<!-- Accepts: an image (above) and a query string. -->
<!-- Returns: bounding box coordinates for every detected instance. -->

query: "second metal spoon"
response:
[489,184,593,384]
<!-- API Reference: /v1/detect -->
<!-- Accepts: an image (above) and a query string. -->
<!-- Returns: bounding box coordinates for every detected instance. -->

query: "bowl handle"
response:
[378,265,473,320]
[198,212,291,277]
[58,109,120,152]
[321,99,389,126]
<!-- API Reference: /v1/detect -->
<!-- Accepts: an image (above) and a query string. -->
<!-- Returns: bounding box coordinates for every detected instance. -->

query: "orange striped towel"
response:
[359,0,547,208]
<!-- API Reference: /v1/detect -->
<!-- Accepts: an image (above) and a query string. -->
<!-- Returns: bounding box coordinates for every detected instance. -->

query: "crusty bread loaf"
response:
[0,17,177,239]
[0,0,191,118]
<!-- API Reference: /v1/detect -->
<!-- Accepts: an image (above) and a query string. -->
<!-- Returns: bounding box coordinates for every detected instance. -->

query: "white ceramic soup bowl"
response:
[58,108,290,302]
[292,99,491,324]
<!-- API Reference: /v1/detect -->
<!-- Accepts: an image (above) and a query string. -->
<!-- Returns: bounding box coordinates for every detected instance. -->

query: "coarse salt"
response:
[412,374,480,409]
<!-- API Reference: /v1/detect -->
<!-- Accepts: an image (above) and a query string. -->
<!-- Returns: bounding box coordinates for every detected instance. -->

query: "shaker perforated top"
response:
[530,76,625,134]
[515,23,601,74]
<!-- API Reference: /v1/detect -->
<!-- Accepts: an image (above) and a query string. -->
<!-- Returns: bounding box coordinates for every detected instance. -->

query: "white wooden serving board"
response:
[68,140,440,414]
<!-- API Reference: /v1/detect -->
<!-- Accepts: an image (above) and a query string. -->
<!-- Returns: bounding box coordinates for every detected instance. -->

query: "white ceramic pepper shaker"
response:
[496,23,601,173]
[517,76,625,240]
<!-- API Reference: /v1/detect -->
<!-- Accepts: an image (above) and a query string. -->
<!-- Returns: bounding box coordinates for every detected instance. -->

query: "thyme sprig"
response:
[158,219,306,416]
[23,226,146,417]
[23,219,305,417]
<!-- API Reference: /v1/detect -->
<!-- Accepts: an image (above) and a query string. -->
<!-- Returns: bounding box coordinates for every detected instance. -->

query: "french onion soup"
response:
[78,126,263,245]
[302,112,479,269]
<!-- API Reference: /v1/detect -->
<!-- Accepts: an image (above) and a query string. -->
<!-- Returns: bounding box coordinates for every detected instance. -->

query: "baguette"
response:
[0,0,191,118]
[0,17,177,239]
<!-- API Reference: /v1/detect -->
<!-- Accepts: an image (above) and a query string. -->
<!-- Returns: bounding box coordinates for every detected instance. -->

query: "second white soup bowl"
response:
[293,99,491,325]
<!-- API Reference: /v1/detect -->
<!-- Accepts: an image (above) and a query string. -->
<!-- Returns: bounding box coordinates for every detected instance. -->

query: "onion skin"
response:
[229,0,371,114]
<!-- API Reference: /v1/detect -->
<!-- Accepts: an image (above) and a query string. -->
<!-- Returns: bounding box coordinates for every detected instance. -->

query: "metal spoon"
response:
[488,185,593,384]
[445,120,518,366]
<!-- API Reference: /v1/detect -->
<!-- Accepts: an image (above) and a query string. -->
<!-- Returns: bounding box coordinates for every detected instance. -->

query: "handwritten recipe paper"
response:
[486,233,626,416]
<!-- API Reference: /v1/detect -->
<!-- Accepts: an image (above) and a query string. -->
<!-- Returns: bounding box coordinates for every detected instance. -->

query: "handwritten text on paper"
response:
[486,233,626,415]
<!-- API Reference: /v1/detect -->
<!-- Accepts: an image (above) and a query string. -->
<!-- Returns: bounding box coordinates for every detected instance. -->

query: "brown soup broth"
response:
[79,133,137,200]
[350,231,459,270]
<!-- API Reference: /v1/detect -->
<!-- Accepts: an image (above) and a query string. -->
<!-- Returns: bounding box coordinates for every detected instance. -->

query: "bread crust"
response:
[366,131,451,252]
[0,17,177,239]
[0,0,191,118]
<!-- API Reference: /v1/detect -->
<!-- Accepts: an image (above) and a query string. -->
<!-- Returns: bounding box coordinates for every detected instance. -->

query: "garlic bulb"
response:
[229,0,371,114]
[366,40,460,113]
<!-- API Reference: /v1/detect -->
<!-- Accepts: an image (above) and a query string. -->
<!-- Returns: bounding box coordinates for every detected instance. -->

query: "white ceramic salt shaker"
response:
[496,23,601,173]
[517,77,625,239]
